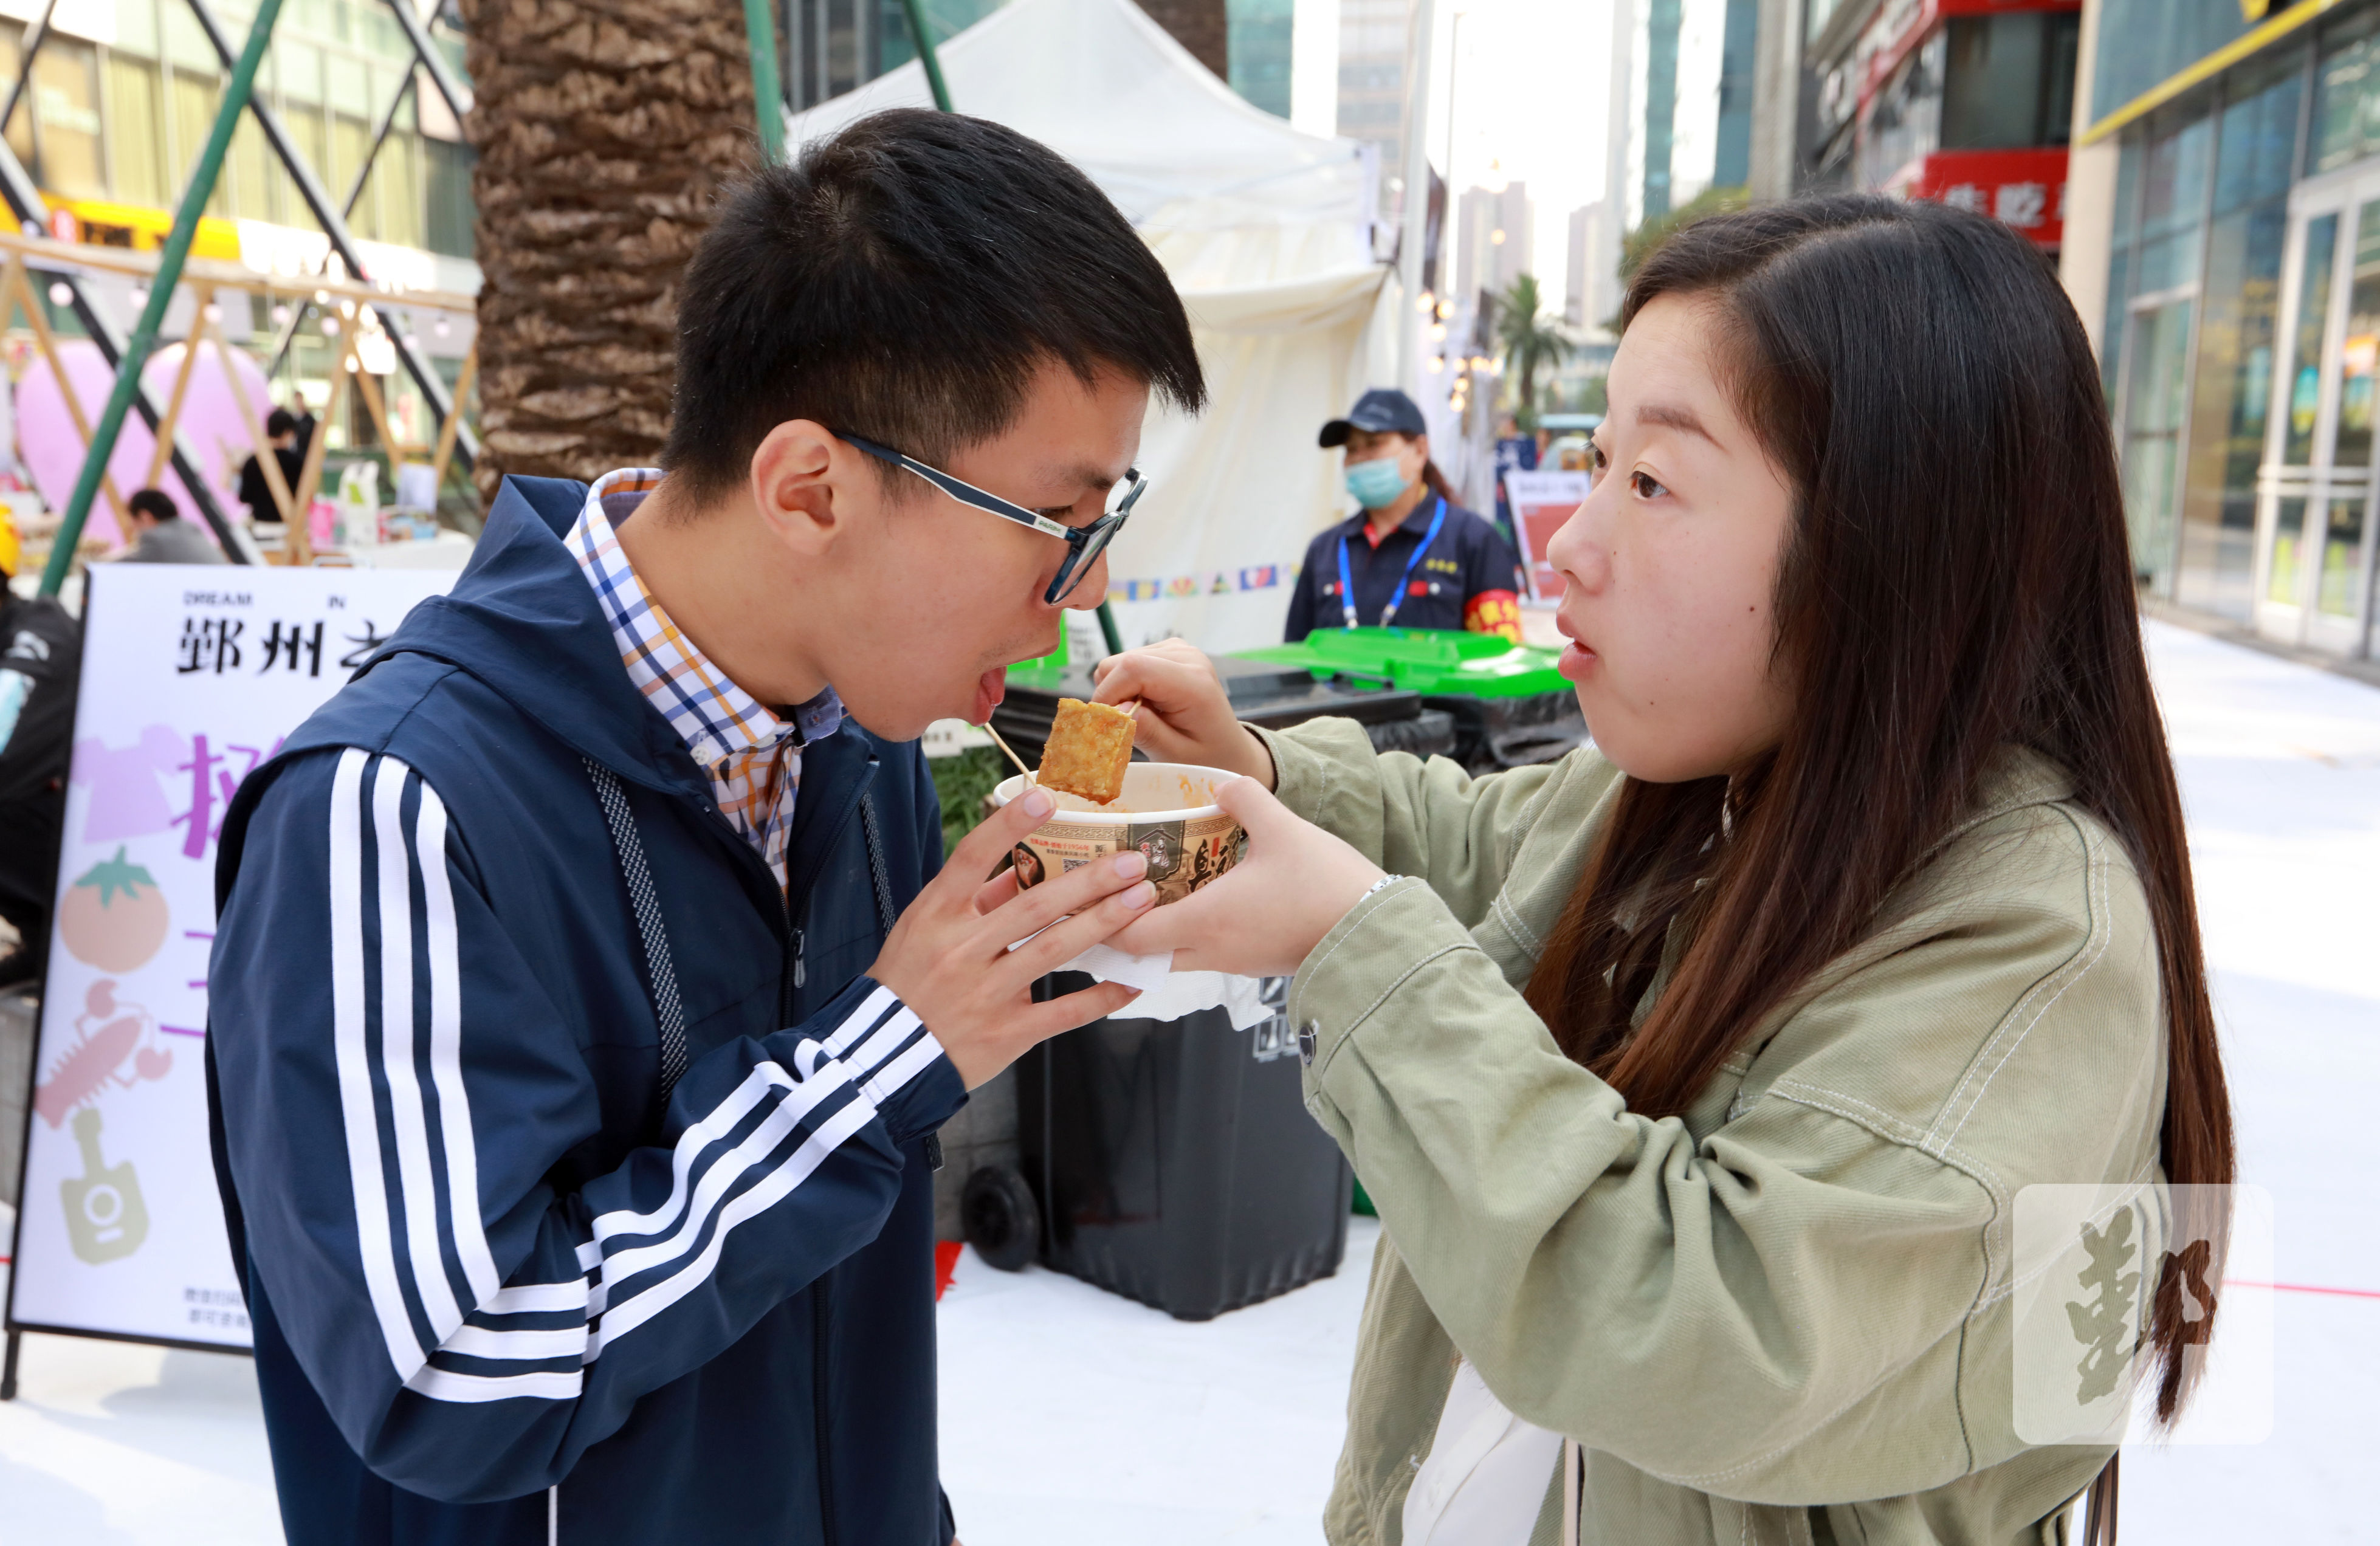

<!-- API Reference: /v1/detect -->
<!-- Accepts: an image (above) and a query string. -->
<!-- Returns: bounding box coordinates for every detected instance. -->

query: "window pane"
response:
[2123,298,2195,584]
[170,70,229,219]
[0,25,32,176]
[2269,496,2307,603]
[332,112,371,238]
[2213,53,2303,217]
[2134,114,2213,294]
[2178,202,2288,619]
[34,40,105,201]
[106,55,167,209]
[232,112,273,223]
[2333,202,2380,469]
[2314,5,2380,174]
[1944,15,2048,151]
[1941,13,2078,151]
[2318,496,2367,616]
[2285,212,2338,466]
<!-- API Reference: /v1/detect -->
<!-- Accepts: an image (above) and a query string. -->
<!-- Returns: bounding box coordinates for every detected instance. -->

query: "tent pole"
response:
[743,0,786,161]
[898,0,954,112]
[1394,0,1436,396]
[38,0,284,597]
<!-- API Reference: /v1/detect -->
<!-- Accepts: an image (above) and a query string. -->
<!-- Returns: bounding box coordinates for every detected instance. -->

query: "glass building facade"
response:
[2097,0,2380,655]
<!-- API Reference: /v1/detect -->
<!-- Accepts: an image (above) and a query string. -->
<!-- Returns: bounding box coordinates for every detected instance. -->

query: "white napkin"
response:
[1010,933,1274,1029]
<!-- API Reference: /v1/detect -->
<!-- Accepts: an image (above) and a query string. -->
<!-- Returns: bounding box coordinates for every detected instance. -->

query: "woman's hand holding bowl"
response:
[1106,777,1383,978]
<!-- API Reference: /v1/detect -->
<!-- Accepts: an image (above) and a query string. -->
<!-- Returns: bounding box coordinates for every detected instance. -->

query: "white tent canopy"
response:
[786,0,1392,653]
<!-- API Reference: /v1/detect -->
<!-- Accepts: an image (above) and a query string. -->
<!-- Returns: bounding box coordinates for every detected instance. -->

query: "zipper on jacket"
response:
[676,754,884,1546]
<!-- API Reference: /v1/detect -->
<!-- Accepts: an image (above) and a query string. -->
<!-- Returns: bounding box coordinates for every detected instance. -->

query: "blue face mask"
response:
[1344,457,1409,509]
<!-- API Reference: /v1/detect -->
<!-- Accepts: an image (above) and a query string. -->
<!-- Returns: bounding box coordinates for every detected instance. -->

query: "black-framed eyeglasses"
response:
[837,431,1147,606]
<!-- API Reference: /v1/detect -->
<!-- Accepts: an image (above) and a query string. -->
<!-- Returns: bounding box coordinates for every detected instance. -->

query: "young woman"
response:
[1096,196,2232,1546]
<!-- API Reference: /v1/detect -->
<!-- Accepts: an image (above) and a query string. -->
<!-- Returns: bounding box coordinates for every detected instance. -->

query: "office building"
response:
[1622,0,1761,227]
[2066,0,2380,662]
[0,0,478,454]
[1455,179,1533,304]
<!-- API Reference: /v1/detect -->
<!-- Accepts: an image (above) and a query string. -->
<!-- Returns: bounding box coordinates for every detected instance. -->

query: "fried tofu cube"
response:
[1037,698,1136,805]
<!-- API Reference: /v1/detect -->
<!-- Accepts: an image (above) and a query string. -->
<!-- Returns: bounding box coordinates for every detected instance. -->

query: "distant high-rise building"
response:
[1455,180,1533,304]
[1337,0,1414,216]
[787,0,1314,126]
[1565,201,1623,335]
[786,0,1007,109]
[1620,0,1759,227]
[1228,0,1295,115]
[1566,204,1590,327]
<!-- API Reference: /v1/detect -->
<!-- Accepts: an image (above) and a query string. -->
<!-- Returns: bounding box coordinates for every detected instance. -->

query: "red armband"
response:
[1464,589,1521,641]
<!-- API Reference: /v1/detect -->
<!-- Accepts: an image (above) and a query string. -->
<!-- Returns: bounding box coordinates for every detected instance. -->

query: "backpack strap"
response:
[583,758,689,1108]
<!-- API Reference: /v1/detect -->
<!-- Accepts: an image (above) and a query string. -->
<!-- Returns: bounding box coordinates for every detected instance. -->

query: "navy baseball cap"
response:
[1319,388,1428,448]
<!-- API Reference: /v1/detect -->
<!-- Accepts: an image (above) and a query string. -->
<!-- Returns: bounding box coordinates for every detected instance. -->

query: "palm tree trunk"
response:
[460,0,760,500]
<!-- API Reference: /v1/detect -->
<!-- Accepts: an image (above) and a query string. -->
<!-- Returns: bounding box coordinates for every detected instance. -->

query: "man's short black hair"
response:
[129,487,179,523]
[266,407,298,438]
[661,110,1205,501]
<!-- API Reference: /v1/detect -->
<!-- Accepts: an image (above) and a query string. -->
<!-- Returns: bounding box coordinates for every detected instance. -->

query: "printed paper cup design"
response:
[991,763,1247,907]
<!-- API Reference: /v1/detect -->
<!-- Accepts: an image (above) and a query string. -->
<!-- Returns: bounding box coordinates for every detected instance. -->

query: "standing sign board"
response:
[7,563,456,1353]
[1504,471,1589,602]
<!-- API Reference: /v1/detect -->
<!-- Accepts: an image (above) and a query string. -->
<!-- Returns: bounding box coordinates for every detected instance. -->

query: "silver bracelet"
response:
[1361,874,1405,901]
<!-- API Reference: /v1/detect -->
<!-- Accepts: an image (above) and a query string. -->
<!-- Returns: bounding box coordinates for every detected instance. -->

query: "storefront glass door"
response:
[2261,179,2380,656]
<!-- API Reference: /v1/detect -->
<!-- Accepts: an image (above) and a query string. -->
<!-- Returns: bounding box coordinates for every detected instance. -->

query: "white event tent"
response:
[783,0,1391,653]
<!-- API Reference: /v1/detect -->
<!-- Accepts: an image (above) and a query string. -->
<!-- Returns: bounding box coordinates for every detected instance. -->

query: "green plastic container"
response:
[1234,628,1587,773]
[1236,626,1567,696]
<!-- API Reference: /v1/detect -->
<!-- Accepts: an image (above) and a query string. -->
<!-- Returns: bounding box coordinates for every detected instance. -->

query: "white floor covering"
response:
[2,619,2373,1542]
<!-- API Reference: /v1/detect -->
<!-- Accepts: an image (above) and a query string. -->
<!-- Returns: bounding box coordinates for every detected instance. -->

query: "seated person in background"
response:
[1285,388,1525,643]
[117,487,222,565]
[236,408,305,524]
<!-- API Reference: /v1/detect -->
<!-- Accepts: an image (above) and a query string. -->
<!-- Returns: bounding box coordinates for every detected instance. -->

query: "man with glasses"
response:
[206,109,1203,1546]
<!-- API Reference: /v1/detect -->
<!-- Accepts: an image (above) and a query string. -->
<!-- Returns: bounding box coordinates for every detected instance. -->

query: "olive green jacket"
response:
[1256,718,2164,1546]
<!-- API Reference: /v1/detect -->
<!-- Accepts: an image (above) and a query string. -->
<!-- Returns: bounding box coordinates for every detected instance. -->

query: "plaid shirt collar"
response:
[566,468,842,771]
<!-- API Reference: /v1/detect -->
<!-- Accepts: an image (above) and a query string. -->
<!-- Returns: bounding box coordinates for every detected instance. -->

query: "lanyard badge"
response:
[1340,496,1449,630]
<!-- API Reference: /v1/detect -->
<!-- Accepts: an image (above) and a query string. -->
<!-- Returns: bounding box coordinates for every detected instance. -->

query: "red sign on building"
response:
[1898,146,2069,249]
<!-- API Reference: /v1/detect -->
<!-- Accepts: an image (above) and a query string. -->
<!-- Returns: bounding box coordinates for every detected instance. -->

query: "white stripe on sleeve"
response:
[375,756,466,1347]
[416,782,502,1307]
[405,1366,585,1403]
[588,1094,881,1354]
[484,1280,591,1316]
[329,749,426,1381]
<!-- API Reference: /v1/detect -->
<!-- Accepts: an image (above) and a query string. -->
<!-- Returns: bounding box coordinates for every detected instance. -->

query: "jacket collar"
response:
[357,475,717,799]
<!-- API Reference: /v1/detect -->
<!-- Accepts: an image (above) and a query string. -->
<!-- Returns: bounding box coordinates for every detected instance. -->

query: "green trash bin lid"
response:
[1234,627,1569,699]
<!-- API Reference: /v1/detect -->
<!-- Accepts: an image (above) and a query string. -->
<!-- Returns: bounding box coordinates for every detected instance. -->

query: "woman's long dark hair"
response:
[1522,196,2234,1434]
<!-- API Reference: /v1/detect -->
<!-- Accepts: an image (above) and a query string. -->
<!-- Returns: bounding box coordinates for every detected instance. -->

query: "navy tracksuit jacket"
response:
[206,475,967,1545]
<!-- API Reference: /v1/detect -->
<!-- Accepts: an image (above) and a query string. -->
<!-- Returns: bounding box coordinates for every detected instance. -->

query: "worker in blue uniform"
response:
[1286,388,1526,644]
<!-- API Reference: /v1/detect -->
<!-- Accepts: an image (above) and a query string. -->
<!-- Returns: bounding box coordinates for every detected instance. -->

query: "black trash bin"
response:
[1015,975,1350,1321]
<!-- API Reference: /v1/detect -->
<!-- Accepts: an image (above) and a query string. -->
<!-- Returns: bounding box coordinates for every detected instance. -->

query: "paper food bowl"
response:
[991,763,1247,907]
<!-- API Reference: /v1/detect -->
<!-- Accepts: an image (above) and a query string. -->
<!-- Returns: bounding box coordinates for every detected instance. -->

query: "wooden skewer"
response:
[980,721,1034,785]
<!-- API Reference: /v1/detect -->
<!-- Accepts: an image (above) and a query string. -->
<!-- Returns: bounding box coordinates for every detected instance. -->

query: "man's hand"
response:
[868,788,1155,1088]
[1089,641,1274,786]
[1106,778,1382,977]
